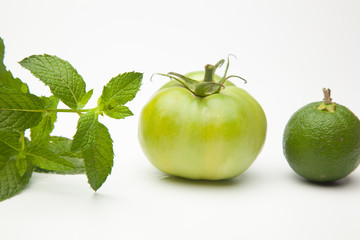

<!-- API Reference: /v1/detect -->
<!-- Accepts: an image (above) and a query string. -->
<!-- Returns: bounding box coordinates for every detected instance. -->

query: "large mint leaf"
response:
[0,155,32,202]
[30,96,59,145]
[26,146,75,172]
[19,54,86,109]
[0,38,29,93]
[98,72,142,118]
[35,136,85,174]
[82,122,114,191]
[0,90,45,130]
[72,112,113,190]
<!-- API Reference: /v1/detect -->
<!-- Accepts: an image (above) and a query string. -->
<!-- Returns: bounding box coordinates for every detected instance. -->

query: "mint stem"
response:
[20,131,26,151]
[17,131,27,159]
[49,108,93,113]
[0,108,94,113]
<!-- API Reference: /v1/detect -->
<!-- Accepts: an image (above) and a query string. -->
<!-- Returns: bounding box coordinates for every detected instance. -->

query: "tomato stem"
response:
[155,57,246,97]
[204,64,215,82]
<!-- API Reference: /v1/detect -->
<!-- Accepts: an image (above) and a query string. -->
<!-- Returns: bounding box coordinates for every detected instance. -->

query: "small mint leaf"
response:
[30,96,58,139]
[20,83,29,93]
[15,157,27,177]
[49,136,82,158]
[0,91,45,130]
[26,146,75,172]
[71,111,98,152]
[98,72,142,112]
[78,89,93,109]
[35,136,85,174]
[103,105,133,119]
[30,96,59,145]
[0,155,33,202]
[19,54,87,109]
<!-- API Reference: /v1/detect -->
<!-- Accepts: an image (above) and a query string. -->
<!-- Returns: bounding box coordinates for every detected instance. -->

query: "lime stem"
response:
[322,88,332,105]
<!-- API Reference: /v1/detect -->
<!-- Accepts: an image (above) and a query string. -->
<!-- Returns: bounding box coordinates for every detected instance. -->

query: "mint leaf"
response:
[78,89,93,109]
[82,122,114,191]
[103,105,133,119]
[0,38,29,93]
[30,96,59,145]
[71,111,98,152]
[0,155,33,202]
[72,112,113,190]
[0,91,45,130]
[19,54,86,109]
[35,136,85,174]
[98,72,142,118]
[26,146,75,172]
[0,129,20,156]
[15,157,27,177]
[49,136,82,158]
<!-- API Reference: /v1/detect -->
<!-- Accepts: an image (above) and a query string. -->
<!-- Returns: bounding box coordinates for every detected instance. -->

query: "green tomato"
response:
[139,66,267,180]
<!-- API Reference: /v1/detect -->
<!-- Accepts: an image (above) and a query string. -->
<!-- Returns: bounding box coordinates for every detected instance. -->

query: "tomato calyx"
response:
[318,88,336,112]
[155,56,247,97]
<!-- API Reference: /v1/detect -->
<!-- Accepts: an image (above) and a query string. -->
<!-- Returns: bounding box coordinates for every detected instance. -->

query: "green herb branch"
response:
[0,37,143,201]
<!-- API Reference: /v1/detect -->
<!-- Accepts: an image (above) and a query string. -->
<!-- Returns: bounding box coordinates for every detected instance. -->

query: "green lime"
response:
[283,88,360,182]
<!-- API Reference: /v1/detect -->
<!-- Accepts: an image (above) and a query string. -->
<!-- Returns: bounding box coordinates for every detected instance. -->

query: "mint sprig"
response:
[0,37,143,201]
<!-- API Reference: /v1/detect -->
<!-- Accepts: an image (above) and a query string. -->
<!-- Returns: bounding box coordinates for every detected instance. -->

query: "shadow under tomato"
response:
[157,171,254,188]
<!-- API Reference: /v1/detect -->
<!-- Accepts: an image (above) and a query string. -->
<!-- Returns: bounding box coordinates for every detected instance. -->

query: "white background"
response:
[1,0,360,239]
